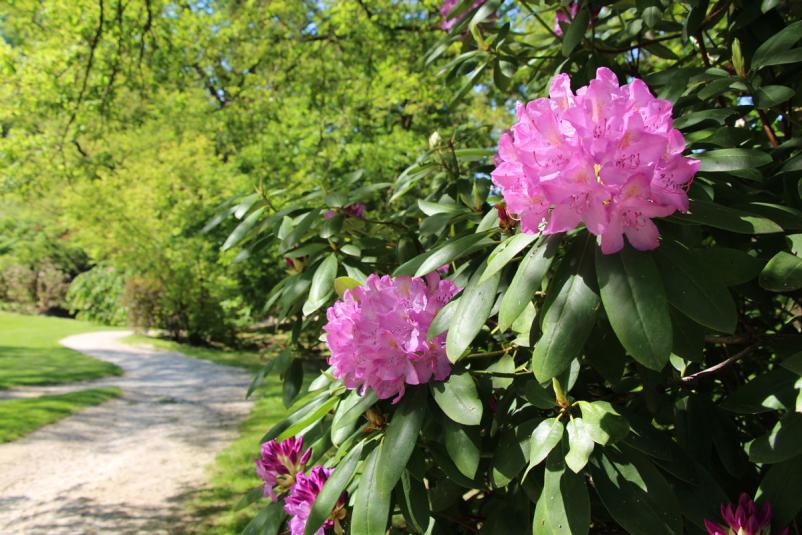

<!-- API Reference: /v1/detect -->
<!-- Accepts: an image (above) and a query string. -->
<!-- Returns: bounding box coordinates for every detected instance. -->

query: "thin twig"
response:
[680,344,758,384]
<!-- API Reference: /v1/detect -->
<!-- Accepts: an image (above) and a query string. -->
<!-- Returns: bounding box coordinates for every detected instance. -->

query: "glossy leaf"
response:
[409,233,494,277]
[499,236,560,332]
[747,413,802,464]
[656,242,737,333]
[443,417,480,479]
[565,418,594,473]
[759,252,802,292]
[525,418,564,476]
[532,236,599,382]
[481,232,538,283]
[302,254,338,316]
[533,450,590,535]
[577,400,629,445]
[350,447,385,535]
[751,20,802,70]
[446,264,500,361]
[696,149,772,172]
[675,200,783,234]
[596,247,672,370]
[304,442,364,535]
[432,373,483,426]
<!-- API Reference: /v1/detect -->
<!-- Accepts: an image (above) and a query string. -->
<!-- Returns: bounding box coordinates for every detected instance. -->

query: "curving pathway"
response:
[0,331,254,534]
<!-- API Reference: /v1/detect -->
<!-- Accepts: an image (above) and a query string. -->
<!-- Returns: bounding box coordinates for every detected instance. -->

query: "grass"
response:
[0,387,122,443]
[0,311,122,389]
[180,379,286,535]
[121,333,288,534]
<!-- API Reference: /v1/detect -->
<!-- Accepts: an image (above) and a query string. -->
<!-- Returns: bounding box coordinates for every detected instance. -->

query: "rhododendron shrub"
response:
[223,2,802,534]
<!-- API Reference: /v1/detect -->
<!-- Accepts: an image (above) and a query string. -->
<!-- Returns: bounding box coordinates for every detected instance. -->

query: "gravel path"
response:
[0,331,254,534]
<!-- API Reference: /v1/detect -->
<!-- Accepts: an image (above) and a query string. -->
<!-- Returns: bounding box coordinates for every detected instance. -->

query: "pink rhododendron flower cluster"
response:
[284,466,347,535]
[439,0,486,31]
[491,67,699,254]
[324,272,460,401]
[323,202,366,220]
[705,494,788,535]
[255,436,312,501]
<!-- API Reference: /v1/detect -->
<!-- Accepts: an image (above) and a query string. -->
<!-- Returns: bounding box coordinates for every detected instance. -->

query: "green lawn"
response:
[180,379,286,535]
[0,311,122,389]
[0,387,122,443]
[123,335,287,535]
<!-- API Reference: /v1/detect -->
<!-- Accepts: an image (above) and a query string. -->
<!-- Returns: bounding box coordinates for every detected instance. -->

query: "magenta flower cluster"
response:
[323,202,366,220]
[255,436,312,501]
[285,466,347,535]
[324,272,459,402]
[439,0,486,31]
[255,437,346,535]
[491,68,699,254]
[705,494,787,535]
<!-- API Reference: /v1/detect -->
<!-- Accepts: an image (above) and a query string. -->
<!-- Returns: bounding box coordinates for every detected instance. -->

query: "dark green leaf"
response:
[481,233,538,283]
[565,418,594,473]
[591,447,683,535]
[756,85,796,108]
[694,247,762,286]
[747,413,802,463]
[562,6,590,57]
[656,241,737,333]
[499,236,559,332]
[427,298,459,339]
[408,233,495,277]
[596,247,672,370]
[752,20,802,70]
[673,200,783,234]
[532,236,599,382]
[526,418,564,476]
[759,251,802,292]
[302,254,337,316]
[241,501,285,535]
[446,264,500,361]
[282,358,304,407]
[351,447,385,535]
[533,450,590,535]
[331,390,378,446]
[577,401,629,445]
[432,372,483,426]
[396,471,430,534]
[304,443,364,535]
[223,206,265,251]
[443,417,480,479]
[757,455,802,527]
[696,149,773,172]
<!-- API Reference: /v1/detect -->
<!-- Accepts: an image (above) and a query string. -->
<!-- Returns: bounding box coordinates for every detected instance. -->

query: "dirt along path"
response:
[0,331,254,534]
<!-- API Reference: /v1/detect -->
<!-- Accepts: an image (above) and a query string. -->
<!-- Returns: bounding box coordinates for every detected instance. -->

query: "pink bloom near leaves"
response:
[553,1,580,36]
[439,0,486,31]
[284,465,347,535]
[704,493,788,535]
[491,68,699,254]
[324,272,459,402]
[254,436,312,501]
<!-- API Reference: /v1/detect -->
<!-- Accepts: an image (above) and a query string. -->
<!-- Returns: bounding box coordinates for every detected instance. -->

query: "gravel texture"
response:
[0,331,253,534]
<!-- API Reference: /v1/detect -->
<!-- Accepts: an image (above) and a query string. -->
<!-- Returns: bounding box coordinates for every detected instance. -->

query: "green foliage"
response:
[222,1,802,534]
[0,387,121,443]
[67,265,127,326]
[0,311,121,389]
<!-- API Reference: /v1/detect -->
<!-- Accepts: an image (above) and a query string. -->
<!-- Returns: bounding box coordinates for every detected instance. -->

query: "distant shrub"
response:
[67,265,127,326]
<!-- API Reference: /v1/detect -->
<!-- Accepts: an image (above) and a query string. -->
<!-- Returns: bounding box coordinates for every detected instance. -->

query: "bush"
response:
[228,2,802,534]
[66,265,127,326]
